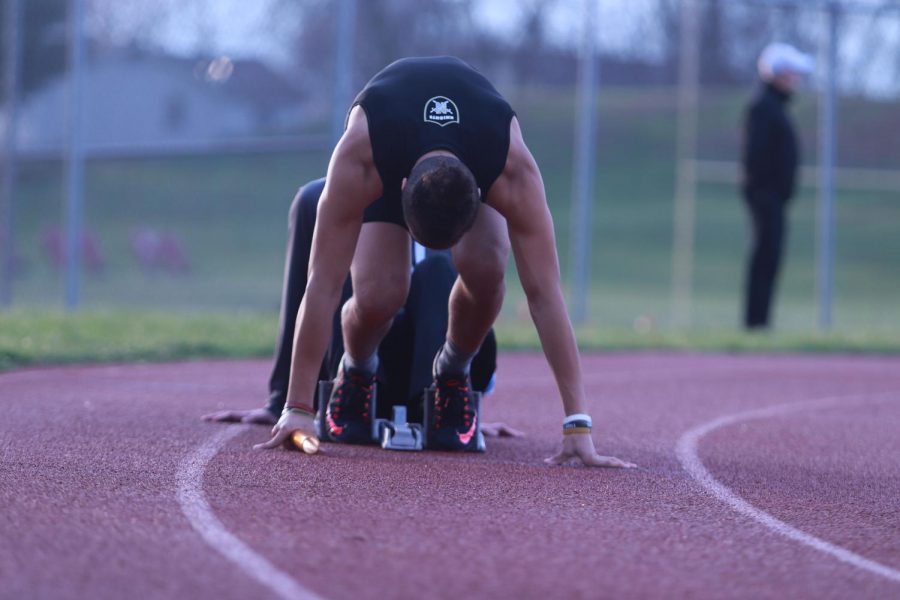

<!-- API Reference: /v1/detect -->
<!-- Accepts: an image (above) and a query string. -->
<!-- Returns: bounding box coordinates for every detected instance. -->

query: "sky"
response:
[87,0,900,97]
[91,0,667,68]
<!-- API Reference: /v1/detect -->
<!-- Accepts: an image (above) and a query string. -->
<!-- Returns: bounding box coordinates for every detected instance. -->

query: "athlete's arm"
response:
[255,108,382,450]
[489,118,635,469]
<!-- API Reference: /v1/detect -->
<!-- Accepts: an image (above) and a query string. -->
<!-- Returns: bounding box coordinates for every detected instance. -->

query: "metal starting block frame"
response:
[314,379,485,453]
[374,406,424,451]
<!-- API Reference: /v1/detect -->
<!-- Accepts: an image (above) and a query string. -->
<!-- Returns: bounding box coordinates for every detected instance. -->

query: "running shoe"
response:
[325,365,375,444]
[429,372,478,451]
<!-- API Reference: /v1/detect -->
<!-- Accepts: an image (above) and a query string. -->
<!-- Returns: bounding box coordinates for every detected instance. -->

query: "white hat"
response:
[757,43,815,81]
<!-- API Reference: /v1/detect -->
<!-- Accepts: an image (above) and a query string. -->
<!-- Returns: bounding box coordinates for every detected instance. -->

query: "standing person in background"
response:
[741,43,813,330]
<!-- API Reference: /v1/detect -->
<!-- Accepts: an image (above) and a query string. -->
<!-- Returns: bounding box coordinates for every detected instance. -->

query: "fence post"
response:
[1,0,23,307]
[569,0,598,325]
[817,2,839,330]
[63,0,88,310]
[332,0,357,146]
[671,0,700,328]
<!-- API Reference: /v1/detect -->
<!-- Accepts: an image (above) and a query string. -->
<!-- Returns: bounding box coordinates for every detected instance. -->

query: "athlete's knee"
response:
[455,248,507,294]
[348,270,410,323]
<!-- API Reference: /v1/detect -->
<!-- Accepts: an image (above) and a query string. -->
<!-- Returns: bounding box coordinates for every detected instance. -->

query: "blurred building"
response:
[15,50,309,153]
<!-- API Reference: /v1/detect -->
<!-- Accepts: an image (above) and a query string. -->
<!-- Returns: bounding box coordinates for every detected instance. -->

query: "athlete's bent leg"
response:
[341,222,412,367]
[448,204,510,355]
[402,252,498,425]
[325,222,410,443]
[426,205,509,451]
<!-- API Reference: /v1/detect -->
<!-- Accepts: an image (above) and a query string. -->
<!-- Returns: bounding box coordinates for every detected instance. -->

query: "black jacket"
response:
[742,83,799,202]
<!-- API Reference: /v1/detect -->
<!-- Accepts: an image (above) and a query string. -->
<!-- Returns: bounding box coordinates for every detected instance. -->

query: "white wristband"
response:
[563,413,592,427]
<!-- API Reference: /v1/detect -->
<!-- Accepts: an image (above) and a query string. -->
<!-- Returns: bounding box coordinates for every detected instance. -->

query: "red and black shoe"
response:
[429,372,479,451]
[325,366,375,444]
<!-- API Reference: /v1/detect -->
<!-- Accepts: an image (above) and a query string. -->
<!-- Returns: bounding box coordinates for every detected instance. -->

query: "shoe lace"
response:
[433,378,473,429]
[331,370,373,421]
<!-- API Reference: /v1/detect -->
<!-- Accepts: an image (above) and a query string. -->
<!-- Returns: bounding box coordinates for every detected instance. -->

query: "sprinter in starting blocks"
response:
[204,177,515,452]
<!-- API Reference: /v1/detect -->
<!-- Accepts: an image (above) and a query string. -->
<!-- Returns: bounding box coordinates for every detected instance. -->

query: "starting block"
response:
[313,379,485,453]
[374,405,424,451]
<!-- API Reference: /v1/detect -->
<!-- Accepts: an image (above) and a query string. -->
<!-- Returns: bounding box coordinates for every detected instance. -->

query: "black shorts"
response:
[363,195,407,230]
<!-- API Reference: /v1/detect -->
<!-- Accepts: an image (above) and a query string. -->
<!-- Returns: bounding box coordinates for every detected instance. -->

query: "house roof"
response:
[77,48,306,113]
[220,59,306,112]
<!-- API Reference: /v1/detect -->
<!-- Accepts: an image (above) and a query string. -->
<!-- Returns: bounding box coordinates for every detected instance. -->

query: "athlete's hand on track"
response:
[253,411,316,450]
[201,407,277,425]
[545,433,637,469]
[481,422,525,438]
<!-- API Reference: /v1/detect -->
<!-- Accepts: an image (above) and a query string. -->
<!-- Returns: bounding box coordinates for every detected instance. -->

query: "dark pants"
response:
[743,191,788,329]
[266,178,496,422]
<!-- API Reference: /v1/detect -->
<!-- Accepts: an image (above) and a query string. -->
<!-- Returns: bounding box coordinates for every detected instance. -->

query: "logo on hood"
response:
[424,96,460,127]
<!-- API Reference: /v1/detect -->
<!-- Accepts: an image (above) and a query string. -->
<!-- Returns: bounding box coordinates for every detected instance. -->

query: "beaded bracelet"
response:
[563,413,592,435]
[563,422,592,435]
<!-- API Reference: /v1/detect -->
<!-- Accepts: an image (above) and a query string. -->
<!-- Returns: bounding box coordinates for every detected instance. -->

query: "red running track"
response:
[1,353,899,599]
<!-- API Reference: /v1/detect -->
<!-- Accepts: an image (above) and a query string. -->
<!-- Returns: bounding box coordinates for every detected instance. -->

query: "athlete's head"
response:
[401,155,480,250]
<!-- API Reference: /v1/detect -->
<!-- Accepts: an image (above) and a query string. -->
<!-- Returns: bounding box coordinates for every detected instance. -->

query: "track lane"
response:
[2,354,899,599]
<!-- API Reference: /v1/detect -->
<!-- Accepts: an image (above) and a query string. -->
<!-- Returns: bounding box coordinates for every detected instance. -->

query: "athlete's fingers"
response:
[584,453,637,469]
[481,422,525,438]
[498,424,525,438]
[253,437,282,451]
[241,412,276,425]
[253,429,290,450]
[201,410,240,422]
[544,450,573,466]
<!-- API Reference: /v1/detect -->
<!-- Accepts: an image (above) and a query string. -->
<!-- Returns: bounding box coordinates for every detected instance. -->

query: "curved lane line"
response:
[176,425,325,600]
[676,393,900,584]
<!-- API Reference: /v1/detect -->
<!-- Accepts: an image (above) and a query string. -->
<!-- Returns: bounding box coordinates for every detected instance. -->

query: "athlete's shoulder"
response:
[503,117,538,174]
[330,107,380,188]
[486,117,541,207]
[337,106,372,154]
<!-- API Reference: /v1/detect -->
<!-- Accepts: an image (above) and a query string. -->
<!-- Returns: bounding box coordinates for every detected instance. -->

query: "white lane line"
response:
[176,426,325,600]
[676,393,900,584]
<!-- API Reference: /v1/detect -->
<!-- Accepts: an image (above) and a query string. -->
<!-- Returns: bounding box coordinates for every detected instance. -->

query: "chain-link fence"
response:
[1,0,898,333]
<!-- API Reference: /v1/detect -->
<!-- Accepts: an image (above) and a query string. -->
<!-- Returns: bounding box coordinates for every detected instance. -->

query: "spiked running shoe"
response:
[325,366,375,444]
[429,373,478,451]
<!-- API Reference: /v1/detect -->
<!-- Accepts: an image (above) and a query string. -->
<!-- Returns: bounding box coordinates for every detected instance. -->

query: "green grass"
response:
[2,310,898,374]
[4,86,897,372]
[6,85,900,339]
[12,151,330,310]
[497,321,900,354]
[0,309,277,372]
